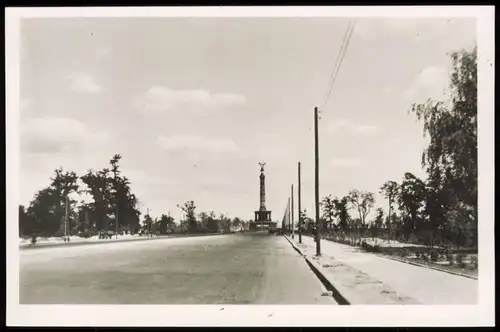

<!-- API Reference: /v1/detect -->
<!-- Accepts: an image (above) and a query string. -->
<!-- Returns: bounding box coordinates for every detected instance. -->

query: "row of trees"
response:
[174,200,247,234]
[19,154,142,237]
[308,47,477,249]
[19,154,249,238]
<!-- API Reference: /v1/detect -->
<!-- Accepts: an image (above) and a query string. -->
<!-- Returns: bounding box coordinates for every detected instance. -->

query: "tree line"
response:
[301,47,477,250]
[19,154,249,238]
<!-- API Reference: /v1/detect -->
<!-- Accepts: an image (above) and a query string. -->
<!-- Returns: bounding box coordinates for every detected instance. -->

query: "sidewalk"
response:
[286,235,478,305]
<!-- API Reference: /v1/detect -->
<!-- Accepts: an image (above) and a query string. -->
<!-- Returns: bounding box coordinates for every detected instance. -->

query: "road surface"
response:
[20,233,337,304]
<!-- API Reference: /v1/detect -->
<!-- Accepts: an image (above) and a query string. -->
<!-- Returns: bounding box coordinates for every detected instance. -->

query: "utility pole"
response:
[115,203,119,239]
[168,211,171,234]
[113,168,119,239]
[291,184,294,239]
[288,197,291,234]
[314,106,321,256]
[147,208,150,238]
[298,161,302,244]
[64,195,69,242]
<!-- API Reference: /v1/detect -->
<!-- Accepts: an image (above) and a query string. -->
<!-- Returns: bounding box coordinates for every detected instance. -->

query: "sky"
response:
[19,17,477,222]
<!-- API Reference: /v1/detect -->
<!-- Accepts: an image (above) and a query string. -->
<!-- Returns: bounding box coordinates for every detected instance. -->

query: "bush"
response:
[399,248,410,257]
[430,251,439,262]
[52,228,65,237]
[361,240,368,248]
[456,253,466,268]
[415,252,421,258]
[445,249,454,264]
[79,231,92,238]
[470,255,478,269]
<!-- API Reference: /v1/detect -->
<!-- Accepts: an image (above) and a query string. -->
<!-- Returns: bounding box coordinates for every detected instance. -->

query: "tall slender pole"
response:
[115,202,119,239]
[288,197,291,234]
[64,195,69,242]
[314,106,321,256]
[114,170,119,239]
[298,161,302,244]
[147,208,150,238]
[291,184,295,239]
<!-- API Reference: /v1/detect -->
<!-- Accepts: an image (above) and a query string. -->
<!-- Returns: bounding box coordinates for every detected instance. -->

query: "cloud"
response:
[327,119,378,136]
[68,72,102,93]
[21,117,107,154]
[133,87,246,114]
[157,135,239,154]
[330,158,365,169]
[403,66,450,103]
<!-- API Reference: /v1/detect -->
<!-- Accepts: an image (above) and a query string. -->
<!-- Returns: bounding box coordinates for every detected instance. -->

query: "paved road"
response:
[20,233,336,304]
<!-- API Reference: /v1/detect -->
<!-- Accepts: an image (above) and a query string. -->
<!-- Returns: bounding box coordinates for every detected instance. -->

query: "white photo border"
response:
[5,6,495,327]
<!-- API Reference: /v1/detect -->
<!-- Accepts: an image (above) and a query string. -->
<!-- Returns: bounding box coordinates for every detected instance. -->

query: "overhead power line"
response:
[320,20,352,107]
[321,20,356,112]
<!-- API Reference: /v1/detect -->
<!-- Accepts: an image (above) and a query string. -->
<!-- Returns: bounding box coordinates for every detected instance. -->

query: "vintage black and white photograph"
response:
[6,6,494,327]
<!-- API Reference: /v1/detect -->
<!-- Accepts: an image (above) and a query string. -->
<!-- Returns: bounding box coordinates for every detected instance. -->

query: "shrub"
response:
[415,252,421,258]
[52,228,65,237]
[456,253,466,268]
[470,255,478,269]
[421,253,429,261]
[399,248,410,257]
[430,251,439,262]
[361,240,368,248]
[79,231,92,238]
[445,249,454,264]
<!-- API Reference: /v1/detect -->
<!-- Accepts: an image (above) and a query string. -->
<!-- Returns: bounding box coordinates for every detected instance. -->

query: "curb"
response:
[284,236,350,305]
[19,233,226,251]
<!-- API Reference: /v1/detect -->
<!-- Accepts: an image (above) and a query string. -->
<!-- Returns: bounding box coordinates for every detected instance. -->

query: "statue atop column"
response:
[259,162,266,173]
[251,161,275,231]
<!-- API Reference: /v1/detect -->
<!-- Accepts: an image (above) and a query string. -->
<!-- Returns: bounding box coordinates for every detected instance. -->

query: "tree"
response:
[199,212,209,228]
[113,175,141,234]
[158,214,176,234]
[81,168,113,231]
[374,207,384,227]
[26,187,60,237]
[23,167,80,237]
[49,167,79,235]
[231,217,242,231]
[397,172,427,239]
[75,202,93,235]
[380,181,399,229]
[207,211,219,232]
[80,154,141,234]
[321,195,336,231]
[218,213,231,232]
[179,201,197,232]
[348,189,375,226]
[334,196,351,231]
[19,205,35,236]
[141,213,154,235]
[410,47,477,245]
